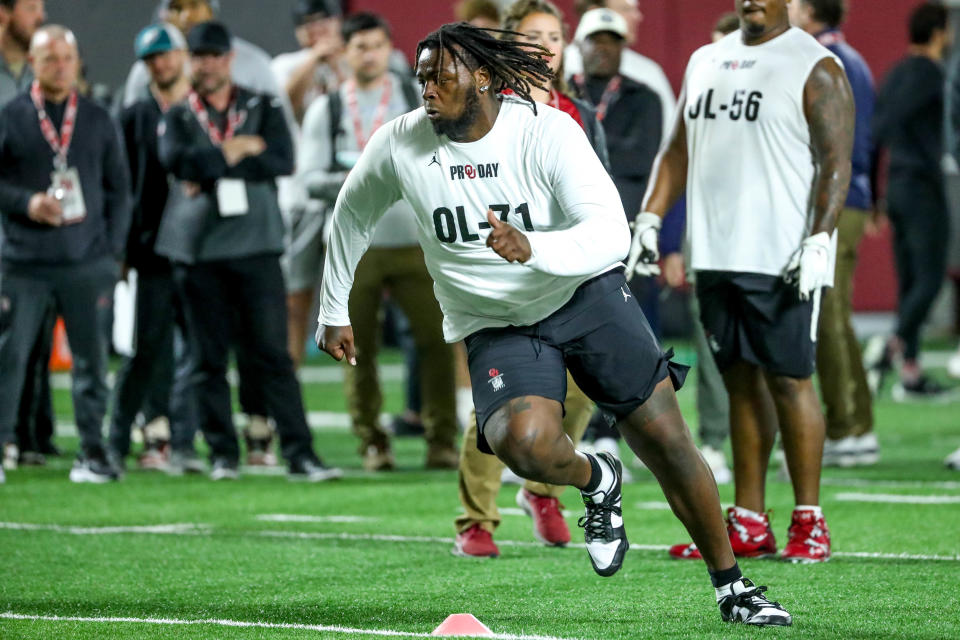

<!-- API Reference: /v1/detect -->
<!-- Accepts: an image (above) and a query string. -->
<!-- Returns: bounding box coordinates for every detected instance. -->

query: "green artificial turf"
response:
[2,348,959,639]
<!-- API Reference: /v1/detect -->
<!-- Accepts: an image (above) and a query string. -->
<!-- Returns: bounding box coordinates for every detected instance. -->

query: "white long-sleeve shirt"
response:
[318,96,629,342]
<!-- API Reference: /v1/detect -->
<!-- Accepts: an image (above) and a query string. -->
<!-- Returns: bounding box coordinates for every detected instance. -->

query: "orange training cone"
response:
[49,317,73,372]
[431,613,493,636]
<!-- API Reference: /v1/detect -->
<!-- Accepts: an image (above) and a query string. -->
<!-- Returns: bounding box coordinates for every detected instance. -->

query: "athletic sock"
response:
[794,504,822,516]
[731,505,765,520]
[710,562,743,591]
[580,452,615,503]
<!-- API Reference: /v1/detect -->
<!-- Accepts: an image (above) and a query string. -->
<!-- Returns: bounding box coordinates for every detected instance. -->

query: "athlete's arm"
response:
[804,57,854,235]
[641,86,689,218]
[316,123,402,357]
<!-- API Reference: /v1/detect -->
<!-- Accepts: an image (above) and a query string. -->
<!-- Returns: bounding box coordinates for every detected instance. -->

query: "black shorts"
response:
[464,270,688,454]
[695,270,817,379]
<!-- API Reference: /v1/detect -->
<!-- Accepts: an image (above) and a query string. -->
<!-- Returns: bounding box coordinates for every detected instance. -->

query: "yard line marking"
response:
[0,612,585,640]
[2,522,957,562]
[0,522,209,535]
[822,478,960,490]
[256,514,377,523]
[833,492,960,505]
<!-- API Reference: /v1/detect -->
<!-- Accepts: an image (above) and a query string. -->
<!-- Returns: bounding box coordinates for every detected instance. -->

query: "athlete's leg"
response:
[723,360,778,512]
[482,396,592,490]
[764,373,824,507]
[618,377,735,572]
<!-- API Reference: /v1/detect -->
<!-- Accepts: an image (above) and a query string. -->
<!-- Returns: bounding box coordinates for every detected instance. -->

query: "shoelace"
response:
[734,584,782,610]
[578,492,621,542]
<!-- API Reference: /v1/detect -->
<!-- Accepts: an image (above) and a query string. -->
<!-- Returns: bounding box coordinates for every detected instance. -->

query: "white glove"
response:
[624,212,662,280]
[783,231,831,301]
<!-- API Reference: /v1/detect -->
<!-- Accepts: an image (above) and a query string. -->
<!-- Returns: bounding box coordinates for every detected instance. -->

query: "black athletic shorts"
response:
[464,269,689,454]
[694,270,817,379]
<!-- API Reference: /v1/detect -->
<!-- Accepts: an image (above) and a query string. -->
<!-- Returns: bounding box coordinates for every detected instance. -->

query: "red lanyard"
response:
[345,77,393,151]
[593,75,621,122]
[30,81,78,169]
[187,89,244,146]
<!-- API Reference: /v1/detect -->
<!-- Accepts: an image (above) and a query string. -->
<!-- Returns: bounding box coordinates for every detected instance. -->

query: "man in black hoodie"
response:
[0,25,131,483]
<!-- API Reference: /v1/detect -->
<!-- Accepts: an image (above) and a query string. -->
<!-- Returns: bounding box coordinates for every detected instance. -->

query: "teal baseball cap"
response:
[134,22,187,60]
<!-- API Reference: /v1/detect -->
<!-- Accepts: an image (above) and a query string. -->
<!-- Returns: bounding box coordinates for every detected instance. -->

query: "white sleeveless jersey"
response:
[683,28,840,275]
[317,97,628,342]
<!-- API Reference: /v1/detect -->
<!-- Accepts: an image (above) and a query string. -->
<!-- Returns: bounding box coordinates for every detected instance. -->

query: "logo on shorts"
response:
[705,331,721,354]
[621,286,631,302]
[487,367,505,392]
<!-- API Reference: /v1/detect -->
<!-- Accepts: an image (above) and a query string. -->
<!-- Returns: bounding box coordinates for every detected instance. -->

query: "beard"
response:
[8,21,35,51]
[430,88,482,141]
[156,71,183,91]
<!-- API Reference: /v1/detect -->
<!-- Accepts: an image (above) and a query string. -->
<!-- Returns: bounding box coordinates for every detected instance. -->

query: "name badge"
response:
[49,167,86,224]
[216,178,248,217]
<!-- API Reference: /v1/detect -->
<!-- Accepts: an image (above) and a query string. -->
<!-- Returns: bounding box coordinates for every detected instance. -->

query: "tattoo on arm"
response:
[804,57,855,235]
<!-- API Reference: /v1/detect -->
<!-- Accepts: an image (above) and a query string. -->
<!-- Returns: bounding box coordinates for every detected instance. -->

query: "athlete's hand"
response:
[486,209,531,263]
[316,324,357,366]
[783,231,831,301]
[625,212,662,280]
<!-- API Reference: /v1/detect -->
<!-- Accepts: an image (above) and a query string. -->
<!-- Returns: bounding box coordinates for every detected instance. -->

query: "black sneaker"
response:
[893,375,953,402]
[210,457,239,481]
[390,414,425,437]
[288,456,343,482]
[578,452,628,577]
[717,578,792,626]
[69,449,120,484]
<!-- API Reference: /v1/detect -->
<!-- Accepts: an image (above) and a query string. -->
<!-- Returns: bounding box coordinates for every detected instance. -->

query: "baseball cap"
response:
[187,21,232,55]
[574,8,628,42]
[134,22,187,59]
[161,0,220,12]
[292,0,342,25]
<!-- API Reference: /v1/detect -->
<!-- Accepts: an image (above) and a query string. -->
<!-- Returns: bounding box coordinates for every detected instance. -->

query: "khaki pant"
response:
[816,209,874,439]
[344,247,456,453]
[454,373,594,534]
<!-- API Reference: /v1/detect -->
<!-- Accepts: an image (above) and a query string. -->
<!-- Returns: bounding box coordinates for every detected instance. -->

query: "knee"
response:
[765,374,808,400]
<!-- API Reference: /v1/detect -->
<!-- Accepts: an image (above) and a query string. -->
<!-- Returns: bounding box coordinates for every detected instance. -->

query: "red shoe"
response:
[669,507,777,560]
[452,524,499,558]
[516,488,571,546]
[781,508,831,563]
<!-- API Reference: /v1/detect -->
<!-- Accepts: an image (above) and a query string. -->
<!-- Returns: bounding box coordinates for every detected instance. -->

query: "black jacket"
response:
[0,92,131,266]
[156,86,293,264]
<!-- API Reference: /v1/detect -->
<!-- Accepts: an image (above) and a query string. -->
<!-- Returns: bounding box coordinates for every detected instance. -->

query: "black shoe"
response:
[18,450,46,466]
[69,448,120,484]
[578,452,628,577]
[288,456,343,482]
[167,449,206,475]
[718,578,792,626]
[390,415,425,437]
[894,375,950,401]
[210,457,239,481]
[37,441,62,457]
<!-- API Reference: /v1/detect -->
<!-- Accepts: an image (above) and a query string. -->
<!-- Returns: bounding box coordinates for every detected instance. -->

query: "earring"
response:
[479,85,489,93]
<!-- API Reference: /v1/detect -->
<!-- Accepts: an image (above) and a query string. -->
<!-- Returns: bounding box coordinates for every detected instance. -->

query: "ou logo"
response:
[464,164,476,179]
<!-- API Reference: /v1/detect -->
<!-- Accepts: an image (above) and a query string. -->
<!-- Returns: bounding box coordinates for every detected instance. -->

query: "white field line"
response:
[834,492,960,504]
[0,612,584,640]
[822,478,960,490]
[2,521,957,562]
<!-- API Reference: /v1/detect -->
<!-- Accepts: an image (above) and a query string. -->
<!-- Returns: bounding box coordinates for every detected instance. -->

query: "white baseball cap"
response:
[574,8,628,42]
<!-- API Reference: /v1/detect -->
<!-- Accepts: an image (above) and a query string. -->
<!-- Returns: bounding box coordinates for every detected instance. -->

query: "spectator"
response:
[454,0,501,29]
[299,12,457,471]
[0,25,131,483]
[790,0,878,466]
[0,0,58,472]
[869,2,952,399]
[564,0,675,145]
[109,23,204,474]
[155,21,340,482]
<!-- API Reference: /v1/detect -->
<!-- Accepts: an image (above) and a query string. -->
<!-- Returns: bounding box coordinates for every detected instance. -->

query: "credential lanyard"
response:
[187,89,244,146]
[346,77,393,151]
[30,81,78,171]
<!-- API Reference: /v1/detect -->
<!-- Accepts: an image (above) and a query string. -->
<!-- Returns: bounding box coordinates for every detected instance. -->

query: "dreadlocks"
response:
[415,21,554,114]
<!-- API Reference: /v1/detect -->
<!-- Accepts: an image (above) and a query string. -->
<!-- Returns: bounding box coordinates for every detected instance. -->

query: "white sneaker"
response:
[947,351,960,379]
[500,466,524,485]
[717,578,792,626]
[3,443,19,471]
[578,452,628,577]
[701,445,732,484]
[945,447,960,470]
[822,436,859,468]
[852,433,880,466]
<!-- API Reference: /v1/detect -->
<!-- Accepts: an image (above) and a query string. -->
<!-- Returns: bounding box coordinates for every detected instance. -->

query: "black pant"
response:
[888,174,950,360]
[173,255,315,466]
[15,303,56,453]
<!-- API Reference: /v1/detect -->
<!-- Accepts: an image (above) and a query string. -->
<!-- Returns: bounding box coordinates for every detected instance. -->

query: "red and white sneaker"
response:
[781,508,830,563]
[669,507,777,560]
[517,488,571,546]
[452,524,500,558]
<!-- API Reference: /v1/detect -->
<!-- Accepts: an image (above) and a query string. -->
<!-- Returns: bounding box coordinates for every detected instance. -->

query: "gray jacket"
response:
[156,86,293,264]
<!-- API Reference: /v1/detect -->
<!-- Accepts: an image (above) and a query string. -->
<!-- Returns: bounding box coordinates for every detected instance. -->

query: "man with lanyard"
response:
[109,23,205,475]
[298,12,457,472]
[789,0,878,468]
[0,25,131,484]
[317,21,791,626]
[156,21,340,483]
[0,0,57,471]
[632,0,854,563]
